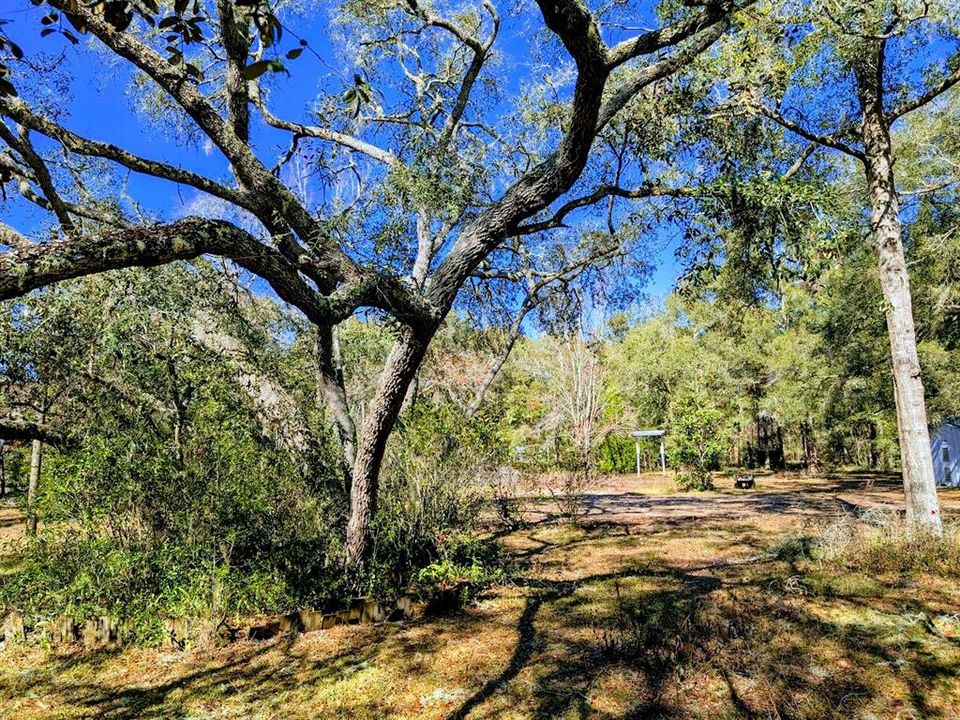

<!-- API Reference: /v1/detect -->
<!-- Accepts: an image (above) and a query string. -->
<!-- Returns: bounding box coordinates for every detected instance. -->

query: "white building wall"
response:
[931,422,960,488]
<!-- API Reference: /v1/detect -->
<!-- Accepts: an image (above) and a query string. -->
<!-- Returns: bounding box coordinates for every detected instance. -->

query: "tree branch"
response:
[598,19,730,132]
[0,218,338,325]
[315,325,357,478]
[782,142,817,181]
[0,218,437,331]
[887,61,960,122]
[0,98,248,208]
[754,104,865,159]
[606,0,739,69]
[404,0,500,153]
[216,0,252,145]
[515,181,706,235]
[0,122,75,234]
[427,0,611,305]
[49,0,257,185]
[0,418,66,447]
[48,1,323,246]
[249,85,397,166]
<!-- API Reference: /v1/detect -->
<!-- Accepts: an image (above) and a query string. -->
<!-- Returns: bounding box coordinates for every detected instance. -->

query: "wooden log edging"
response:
[0,585,467,652]
[239,595,409,646]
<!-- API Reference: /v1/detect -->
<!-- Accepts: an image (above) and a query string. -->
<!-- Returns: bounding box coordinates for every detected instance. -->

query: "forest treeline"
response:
[3,189,959,629]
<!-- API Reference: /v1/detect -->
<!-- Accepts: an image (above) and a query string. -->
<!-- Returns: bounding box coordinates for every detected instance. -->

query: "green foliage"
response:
[361,404,496,599]
[669,398,726,491]
[0,268,506,638]
[413,533,507,591]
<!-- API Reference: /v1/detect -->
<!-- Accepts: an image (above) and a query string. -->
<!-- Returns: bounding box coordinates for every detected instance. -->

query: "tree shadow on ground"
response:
[5,473,960,719]
[5,559,957,719]
[443,551,960,720]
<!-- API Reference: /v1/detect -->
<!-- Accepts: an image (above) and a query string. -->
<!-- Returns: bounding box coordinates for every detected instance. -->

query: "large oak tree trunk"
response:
[343,328,431,567]
[858,61,943,535]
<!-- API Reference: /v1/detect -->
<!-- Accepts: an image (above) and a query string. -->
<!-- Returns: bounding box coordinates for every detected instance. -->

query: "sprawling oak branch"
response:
[0,97,248,208]
[0,218,437,331]
[48,1,256,185]
[606,0,737,68]
[427,0,610,306]
[0,219,328,324]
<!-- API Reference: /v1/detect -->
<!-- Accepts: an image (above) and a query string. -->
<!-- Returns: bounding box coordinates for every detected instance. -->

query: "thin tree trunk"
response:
[344,328,430,568]
[315,325,357,484]
[466,299,534,418]
[27,419,43,537]
[857,56,942,534]
[800,414,819,472]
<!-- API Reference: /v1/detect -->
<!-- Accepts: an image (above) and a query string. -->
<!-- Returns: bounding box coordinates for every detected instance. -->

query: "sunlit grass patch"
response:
[814,512,960,577]
[803,568,886,598]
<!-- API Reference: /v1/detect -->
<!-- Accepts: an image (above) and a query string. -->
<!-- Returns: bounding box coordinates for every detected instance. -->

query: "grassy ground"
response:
[2,471,960,719]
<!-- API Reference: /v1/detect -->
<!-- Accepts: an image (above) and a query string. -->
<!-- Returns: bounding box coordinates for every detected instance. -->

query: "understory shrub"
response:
[669,398,726,492]
[362,403,504,598]
[0,396,506,642]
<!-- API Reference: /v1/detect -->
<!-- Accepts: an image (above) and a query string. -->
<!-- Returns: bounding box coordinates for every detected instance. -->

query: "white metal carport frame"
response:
[631,429,666,476]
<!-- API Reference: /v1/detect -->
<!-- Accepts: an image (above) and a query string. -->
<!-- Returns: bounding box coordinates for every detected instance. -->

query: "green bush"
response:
[674,469,714,492]
[668,398,726,491]
[360,402,501,598]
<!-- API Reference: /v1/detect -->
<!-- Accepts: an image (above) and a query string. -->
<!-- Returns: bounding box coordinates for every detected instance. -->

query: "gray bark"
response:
[315,325,358,483]
[26,413,43,536]
[856,50,942,534]
[344,328,430,568]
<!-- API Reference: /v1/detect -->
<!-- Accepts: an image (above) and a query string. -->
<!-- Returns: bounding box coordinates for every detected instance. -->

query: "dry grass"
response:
[2,471,960,719]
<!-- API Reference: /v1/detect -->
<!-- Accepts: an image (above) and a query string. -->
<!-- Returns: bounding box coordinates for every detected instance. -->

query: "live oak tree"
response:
[0,0,747,566]
[730,0,960,534]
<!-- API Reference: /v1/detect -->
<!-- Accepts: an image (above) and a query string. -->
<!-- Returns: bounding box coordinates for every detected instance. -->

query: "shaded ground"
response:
[2,472,960,719]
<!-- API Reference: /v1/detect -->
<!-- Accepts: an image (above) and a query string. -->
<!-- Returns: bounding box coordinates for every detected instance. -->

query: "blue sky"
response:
[0,1,707,309]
